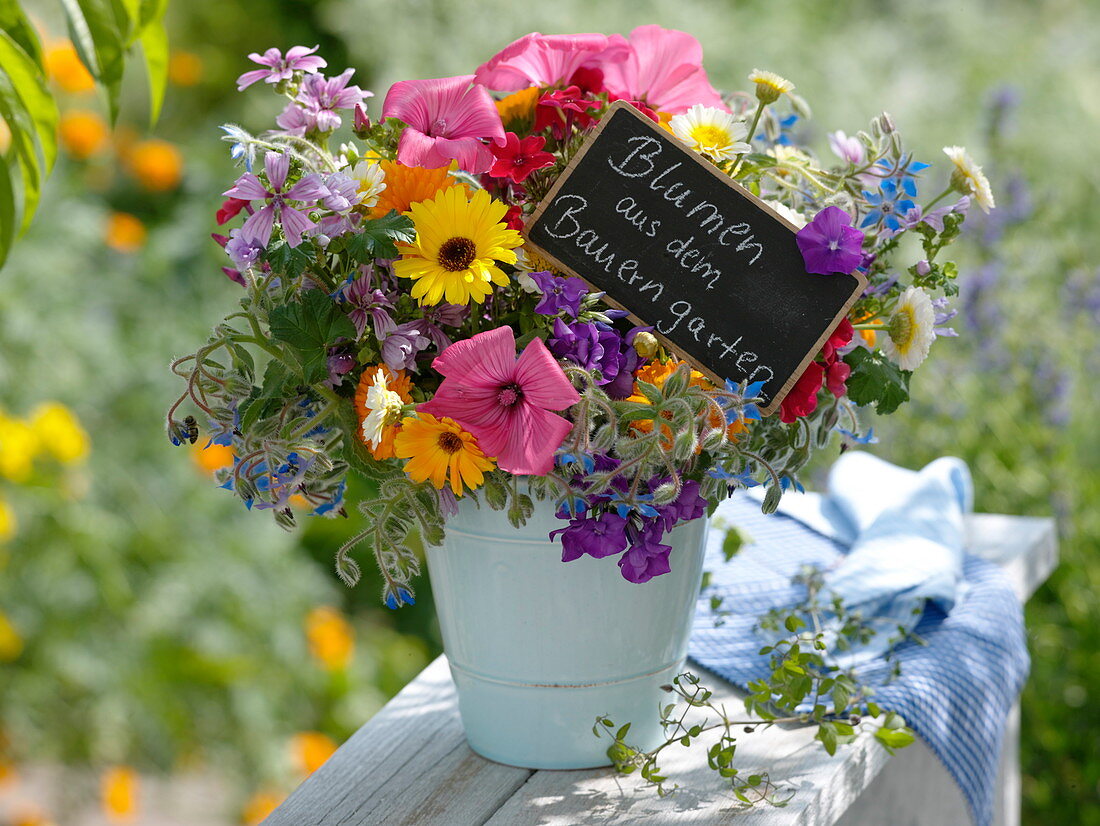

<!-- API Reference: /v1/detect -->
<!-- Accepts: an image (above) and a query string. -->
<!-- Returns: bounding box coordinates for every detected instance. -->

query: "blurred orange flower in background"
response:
[105,213,147,253]
[305,606,354,671]
[168,50,203,86]
[191,441,234,475]
[241,789,283,825]
[59,111,109,160]
[127,139,183,191]
[44,41,94,94]
[100,766,139,823]
[290,731,338,776]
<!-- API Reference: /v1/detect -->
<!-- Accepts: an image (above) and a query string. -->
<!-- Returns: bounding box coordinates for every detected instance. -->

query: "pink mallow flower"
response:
[236,46,327,91]
[382,75,505,174]
[418,326,580,475]
[594,25,727,114]
[223,151,327,248]
[473,32,628,91]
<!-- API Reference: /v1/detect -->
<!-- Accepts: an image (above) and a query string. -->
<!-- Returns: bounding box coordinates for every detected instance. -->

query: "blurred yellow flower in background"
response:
[290,731,338,776]
[105,212,147,253]
[168,50,204,86]
[31,403,89,464]
[0,412,39,481]
[59,110,109,160]
[241,789,283,824]
[127,139,183,192]
[100,765,139,823]
[305,606,354,671]
[0,612,24,661]
[191,441,234,475]
[44,41,95,94]
[0,498,16,543]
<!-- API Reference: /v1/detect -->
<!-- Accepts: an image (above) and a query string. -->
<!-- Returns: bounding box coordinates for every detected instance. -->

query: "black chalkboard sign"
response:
[524,101,867,416]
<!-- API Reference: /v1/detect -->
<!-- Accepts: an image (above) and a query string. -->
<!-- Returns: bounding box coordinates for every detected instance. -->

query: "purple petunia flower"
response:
[618,521,673,583]
[550,511,629,562]
[656,479,707,532]
[529,270,588,317]
[276,69,371,135]
[223,151,327,248]
[236,45,327,91]
[796,206,865,275]
[376,315,431,372]
[225,228,264,268]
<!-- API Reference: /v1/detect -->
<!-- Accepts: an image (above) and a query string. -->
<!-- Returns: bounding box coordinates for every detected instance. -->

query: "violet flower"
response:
[795,206,865,275]
[529,270,588,317]
[276,69,371,135]
[225,228,263,269]
[325,344,356,387]
[547,318,623,379]
[618,521,673,583]
[828,130,865,165]
[236,46,327,91]
[223,151,327,248]
[340,276,394,338]
[320,172,363,213]
[376,315,431,372]
[414,303,468,351]
[932,297,959,338]
[656,479,707,532]
[551,512,630,562]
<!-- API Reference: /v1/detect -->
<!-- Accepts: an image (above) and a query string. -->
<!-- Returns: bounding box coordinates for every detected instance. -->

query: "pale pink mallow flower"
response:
[418,326,580,476]
[595,25,727,114]
[382,75,505,174]
[473,32,628,91]
[223,151,328,248]
[236,46,327,91]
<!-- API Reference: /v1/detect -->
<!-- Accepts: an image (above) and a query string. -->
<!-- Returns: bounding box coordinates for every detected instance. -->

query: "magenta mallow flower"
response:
[382,75,505,174]
[795,206,865,275]
[276,69,371,135]
[418,325,580,475]
[223,151,327,248]
[474,32,628,91]
[595,25,727,114]
[236,46,327,91]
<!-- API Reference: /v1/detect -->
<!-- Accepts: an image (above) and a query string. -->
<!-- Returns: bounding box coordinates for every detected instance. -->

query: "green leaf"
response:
[816,722,838,756]
[138,17,168,123]
[345,210,415,262]
[844,346,912,415]
[60,0,127,121]
[0,159,14,268]
[0,1,45,68]
[721,526,750,561]
[269,291,356,384]
[263,240,314,279]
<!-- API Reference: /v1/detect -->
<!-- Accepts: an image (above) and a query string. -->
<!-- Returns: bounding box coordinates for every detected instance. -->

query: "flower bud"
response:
[748,69,794,105]
[916,259,931,276]
[879,112,897,134]
[633,331,659,359]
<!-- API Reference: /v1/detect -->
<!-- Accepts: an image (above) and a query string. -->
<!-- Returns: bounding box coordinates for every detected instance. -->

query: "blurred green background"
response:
[0,0,1096,822]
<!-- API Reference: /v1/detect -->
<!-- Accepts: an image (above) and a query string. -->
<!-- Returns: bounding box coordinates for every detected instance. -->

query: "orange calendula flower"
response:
[59,110,108,159]
[105,213,146,253]
[241,789,283,825]
[393,413,495,496]
[495,86,540,125]
[369,159,467,219]
[128,139,183,191]
[45,41,95,93]
[290,731,339,776]
[168,50,203,86]
[305,606,354,671]
[101,766,139,823]
[354,365,412,460]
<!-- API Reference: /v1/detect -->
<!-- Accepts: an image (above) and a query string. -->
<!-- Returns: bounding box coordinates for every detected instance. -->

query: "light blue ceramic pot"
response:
[426,496,708,769]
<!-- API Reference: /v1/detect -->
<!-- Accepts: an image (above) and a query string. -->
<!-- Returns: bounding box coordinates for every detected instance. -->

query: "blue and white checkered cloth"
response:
[689,453,1029,826]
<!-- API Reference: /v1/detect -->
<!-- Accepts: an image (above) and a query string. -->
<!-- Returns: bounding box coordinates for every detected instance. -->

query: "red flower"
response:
[503,205,525,232]
[216,197,250,225]
[609,95,660,123]
[489,133,555,184]
[821,318,854,361]
[779,319,855,422]
[825,360,851,397]
[568,65,605,95]
[534,86,602,138]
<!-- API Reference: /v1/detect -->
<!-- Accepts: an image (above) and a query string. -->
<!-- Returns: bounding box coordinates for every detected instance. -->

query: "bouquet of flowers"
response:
[169,28,989,609]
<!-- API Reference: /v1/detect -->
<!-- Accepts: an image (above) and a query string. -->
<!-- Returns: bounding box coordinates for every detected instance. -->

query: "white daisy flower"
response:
[764,199,808,229]
[748,69,795,104]
[361,369,405,448]
[348,159,387,209]
[943,146,995,213]
[669,105,751,162]
[882,287,936,371]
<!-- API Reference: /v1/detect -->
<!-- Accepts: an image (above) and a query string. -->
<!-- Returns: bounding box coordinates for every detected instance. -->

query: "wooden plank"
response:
[265,515,1056,825]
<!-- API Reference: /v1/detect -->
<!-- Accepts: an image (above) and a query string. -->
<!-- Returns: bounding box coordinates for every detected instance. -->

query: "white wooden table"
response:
[263,514,1056,826]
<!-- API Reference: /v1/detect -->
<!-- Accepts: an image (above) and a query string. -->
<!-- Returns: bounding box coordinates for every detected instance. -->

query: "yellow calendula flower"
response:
[31,403,89,464]
[496,86,540,126]
[0,412,38,481]
[290,731,339,776]
[101,766,139,823]
[393,187,522,306]
[305,606,354,671]
[394,413,495,496]
[0,498,16,543]
[943,146,995,213]
[748,69,794,104]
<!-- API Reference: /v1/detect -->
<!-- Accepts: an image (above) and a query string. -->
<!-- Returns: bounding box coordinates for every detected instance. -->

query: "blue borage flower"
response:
[707,465,760,488]
[384,585,416,610]
[875,154,931,198]
[837,427,878,446]
[862,180,915,231]
[723,378,766,424]
[778,476,805,493]
[607,490,659,519]
[220,124,258,171]
[557,451,596,474]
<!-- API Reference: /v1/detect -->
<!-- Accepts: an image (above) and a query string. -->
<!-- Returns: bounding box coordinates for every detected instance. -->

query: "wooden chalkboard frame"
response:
[522,100,868,417]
